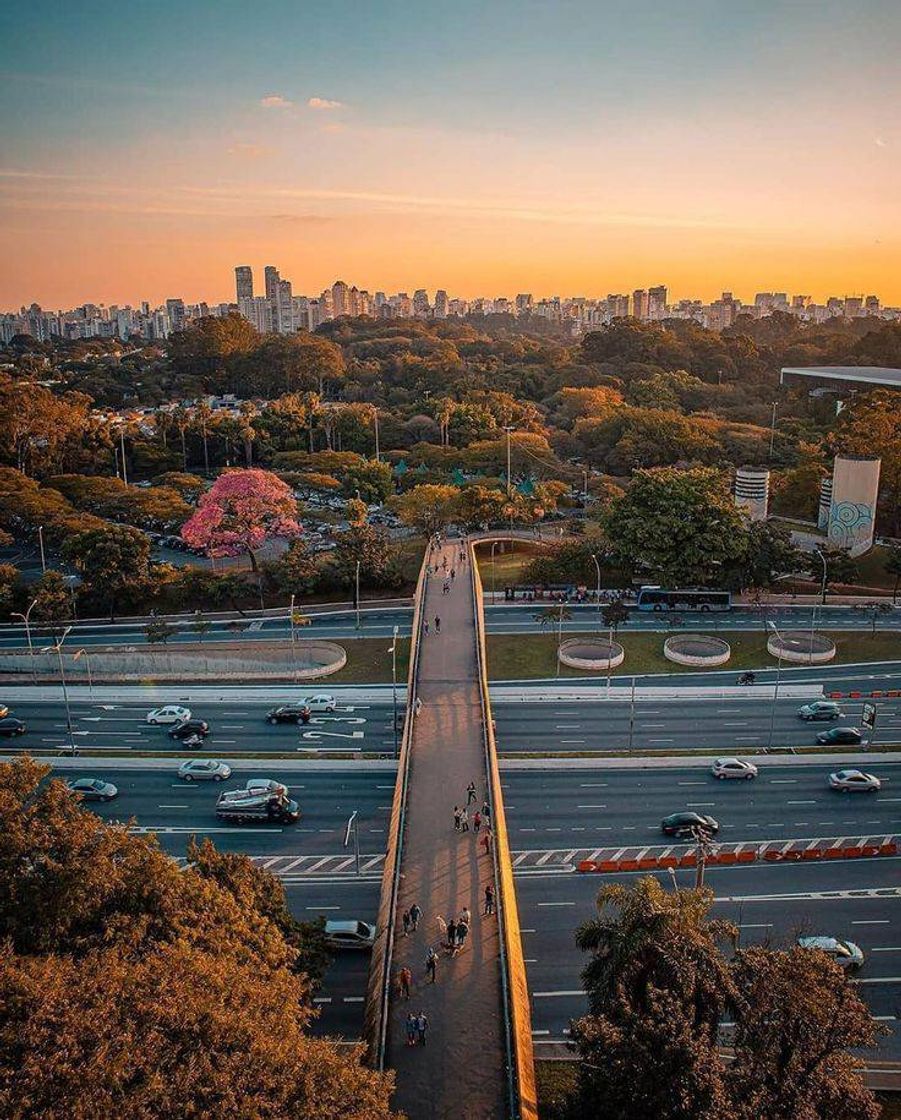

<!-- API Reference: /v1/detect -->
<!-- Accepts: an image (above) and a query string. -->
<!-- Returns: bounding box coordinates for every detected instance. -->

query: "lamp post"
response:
[766,620,785,754]
[37,525,46,573]
[11,599,38,683]
[503,425,515,496]
[490,540,501,604]
[591,553,602,630]
[344,810,361,876]
[814,547,828,606]
[288,593,298,682]
[72,648,94,698]
[41,625,76,755]
[389,625,399,758]
[354,561,362,630]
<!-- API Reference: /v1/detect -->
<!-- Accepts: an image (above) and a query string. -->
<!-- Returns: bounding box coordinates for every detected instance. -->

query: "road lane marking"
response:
[851,920,890,925]
[738,924,772,929]
[870,947,901,952]
[307,905,340,910]
[577,805,607,809]
[579,784,608,788]
[678,782,705,786]
[532,990,582,997]
[537,901,575,907]
[158,804,189,809]
[788,800,817,805]
[770,779,797,784]
[687,802,716,807]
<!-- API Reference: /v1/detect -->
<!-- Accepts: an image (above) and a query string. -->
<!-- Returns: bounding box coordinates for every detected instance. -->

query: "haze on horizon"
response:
[1,0,899,308]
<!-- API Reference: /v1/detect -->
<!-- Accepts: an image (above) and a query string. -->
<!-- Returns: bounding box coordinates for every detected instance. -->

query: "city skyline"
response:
[2,1,900,306]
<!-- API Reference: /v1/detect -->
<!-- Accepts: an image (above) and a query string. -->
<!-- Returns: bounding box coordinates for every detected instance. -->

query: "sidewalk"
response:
[389,544,506,1119]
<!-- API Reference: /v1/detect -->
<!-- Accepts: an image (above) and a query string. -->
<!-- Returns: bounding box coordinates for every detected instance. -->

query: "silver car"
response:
[711,757,758,781]
[324,919,376,949]
[828,769,881,793]
[177,759,232,782]
[798,700,843,722]
[797,936,864,970]
[67,777,119,802]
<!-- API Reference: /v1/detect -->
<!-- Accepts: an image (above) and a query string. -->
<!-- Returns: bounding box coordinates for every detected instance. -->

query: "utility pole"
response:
[766,620,785,753]
[120,429,128,485]
[627,674,636,752]
[768,400,777,458]
[389,625,399,758]
[11,599,38,683]
[41,625,76,755]
[814,546,828,606]
[73,648,94,698]
[355,560,362,630]
[591,553,602,630]
[37,525,46,573]
[344,810,361,876]
[288,593,298,682]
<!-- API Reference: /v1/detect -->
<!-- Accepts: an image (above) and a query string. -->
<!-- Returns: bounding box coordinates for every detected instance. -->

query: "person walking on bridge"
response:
[434,615,441,633]
[426,946,438,984]
[466,781,476,805]
[484,883,495,915]
[410,902,422,931]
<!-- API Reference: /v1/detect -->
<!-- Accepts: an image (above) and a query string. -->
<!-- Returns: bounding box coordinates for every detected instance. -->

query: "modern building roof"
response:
[780,365,901,388]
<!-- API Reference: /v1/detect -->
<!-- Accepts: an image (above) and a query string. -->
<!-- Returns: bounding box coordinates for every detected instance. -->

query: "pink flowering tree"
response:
[181,469,301,572]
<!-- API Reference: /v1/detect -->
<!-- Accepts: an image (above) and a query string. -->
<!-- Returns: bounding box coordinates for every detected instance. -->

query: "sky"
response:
[1,0,900,308]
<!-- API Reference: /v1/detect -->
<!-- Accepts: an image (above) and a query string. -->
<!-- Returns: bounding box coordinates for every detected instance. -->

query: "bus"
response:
[636,587,732,612]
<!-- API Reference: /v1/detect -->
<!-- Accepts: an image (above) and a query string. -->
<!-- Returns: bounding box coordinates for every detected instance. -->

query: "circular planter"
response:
[663,634,732,667]
[767,631,836,664]
[558,637,624,671]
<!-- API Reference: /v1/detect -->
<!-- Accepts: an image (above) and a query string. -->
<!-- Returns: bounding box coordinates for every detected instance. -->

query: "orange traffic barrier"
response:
[861,846,880,858]
[781,850,801,861]
[598,860,620,872]
[764,850,782,861]
[879,843,898,856]
[678,853,697,868]
[801,849,822,860]
[736,851,756,864]
[638,858,658,870]
[716,852,737,865]
[577,860,597,873]
[829,691,843,698]
[619,859,640,872]
[871,691,884,698]
[822,847,843,859]
[849,691,862,698]
[657,856,679,869]
[843,846,863,858]
[886,690,900,698]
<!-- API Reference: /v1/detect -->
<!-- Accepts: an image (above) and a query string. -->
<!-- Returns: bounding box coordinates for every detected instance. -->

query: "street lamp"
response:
[288,593,298,682]
[41,625,76,755]
[72,648,94,698]
[766,620,786,754]
[590,553,602,630]
[490,540,502,604]
[388,625,399,758]
[814,547,828,606]
[11,599,38,683]
[37,525,46,573]
[355,560,362,630]
[344,810,361,876]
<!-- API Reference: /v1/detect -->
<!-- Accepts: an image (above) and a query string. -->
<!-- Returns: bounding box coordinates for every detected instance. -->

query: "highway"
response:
[1,602,899,650]
[502,764,901,1060]
[40,762,389,1040]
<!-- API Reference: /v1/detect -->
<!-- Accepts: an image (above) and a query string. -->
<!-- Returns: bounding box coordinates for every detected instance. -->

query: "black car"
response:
[0,716,26,737]
[168,718,211,740]
[816,726,862,746]
[661,811,719,838]
[265,705,312,725]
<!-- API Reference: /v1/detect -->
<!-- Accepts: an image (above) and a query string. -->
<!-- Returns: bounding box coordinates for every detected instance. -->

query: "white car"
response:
[66,777,119,802]
[146,705,191,725]
[828,769,881,793]
[324,919,376,949]
[177,759,232,782]
[225,778,288,799]
[711,757,758,781]
[797,936,864,970]
[299,694,337,713]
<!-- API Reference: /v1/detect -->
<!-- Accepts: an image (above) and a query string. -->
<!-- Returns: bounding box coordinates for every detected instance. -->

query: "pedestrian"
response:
[461,906,471,927]
[424,620,430,636]
[451,568,456,581]
[443,581,449,595]
[484,883,495,915]
[453,805,462,831]
[414,696,423,717]
[426,947,437,983]
[466,781,476,805]
[402,909,411,937]
[482,799,490,821]
[460,807,469,832]
[447,917,457,950]
[399,966,412,999]
[416,1010,429,1046]
[481,828,493,856]
[457,918,469,948]
[442,558,448,572]
[410,903,422,930]
[434,615,441,633]
[406,1012,417,1046]
[473,810,482,833]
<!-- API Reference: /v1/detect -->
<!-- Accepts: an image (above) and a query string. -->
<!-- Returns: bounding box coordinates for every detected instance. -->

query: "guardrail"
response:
[470,546,539,1120]
[362,548,429,1069]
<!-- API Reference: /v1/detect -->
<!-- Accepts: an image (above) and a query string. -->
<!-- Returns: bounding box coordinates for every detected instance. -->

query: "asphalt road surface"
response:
[1,602,898,650]
[504,764,901,1060]
[46,763,389,1040]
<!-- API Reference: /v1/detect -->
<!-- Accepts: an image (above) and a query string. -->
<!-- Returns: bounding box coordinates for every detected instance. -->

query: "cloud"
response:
[307,96,344,110]
[260,95,293,109]
[226,142,272,159]
[874,136,887,147]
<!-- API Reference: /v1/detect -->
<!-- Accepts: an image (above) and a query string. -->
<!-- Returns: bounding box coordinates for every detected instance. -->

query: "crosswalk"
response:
[247,852,387,881]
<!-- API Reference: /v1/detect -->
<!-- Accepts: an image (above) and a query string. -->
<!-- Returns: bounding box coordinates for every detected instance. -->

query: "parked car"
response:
[168,718,210,740]
[265,704,312,725]
[797,936,864,970]
[147,705,191,725]
[661,812,719,838]
[66,777,118,801]
[816,727,862,746]
[798,700,844,721]
[711,757,758,780]
[828,769,881,793]
[177,759,231,782]
[299,694,337,713]
[324,919,376,949]
[0,716,26,737]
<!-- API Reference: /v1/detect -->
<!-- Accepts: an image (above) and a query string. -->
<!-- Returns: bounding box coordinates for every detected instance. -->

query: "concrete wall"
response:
[828,456,881,557]
[734,466,770,521]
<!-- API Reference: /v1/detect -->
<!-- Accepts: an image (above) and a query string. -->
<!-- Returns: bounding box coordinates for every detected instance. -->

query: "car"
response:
[711,757,758,781]
[816,726,862,745]
[0,704,9,720]
[798,700,844,722]
[265,704,312,725]
[324,919,376,950]
[243,778,290,797]
[167,718,210,740]
[299,694,337,713]
[177,759,232,782]
[797,936,864,970]
[67,777,118,801]
[147,705,191,725]
[828,769,881,793]
[0,716,26,737]
[661,811,719,838]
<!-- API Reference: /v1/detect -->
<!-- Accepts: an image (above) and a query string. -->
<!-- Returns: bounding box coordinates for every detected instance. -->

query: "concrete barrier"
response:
[471,551,538,1120]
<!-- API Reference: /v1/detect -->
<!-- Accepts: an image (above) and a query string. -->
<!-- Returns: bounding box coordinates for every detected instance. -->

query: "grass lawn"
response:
[854,544,898,592]
[473,539,548,595]
[486,629,901,681]
[323,635,410,684]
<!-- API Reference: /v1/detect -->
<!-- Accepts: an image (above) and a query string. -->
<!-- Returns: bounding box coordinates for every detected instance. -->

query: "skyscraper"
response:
[331,280,348,317]
[632,289,649,320]
[264,266,280,302]
[235,266,254,302]
[648,285,667,320]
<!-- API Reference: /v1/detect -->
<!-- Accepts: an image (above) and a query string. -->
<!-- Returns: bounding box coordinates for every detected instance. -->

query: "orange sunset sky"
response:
[2,1,899,308]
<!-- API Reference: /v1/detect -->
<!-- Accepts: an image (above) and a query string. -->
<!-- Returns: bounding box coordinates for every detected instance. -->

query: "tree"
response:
[601,599,630,635]
[232,333,345,398]
[858,600,893,636]
[28,571,72,622]
[341,458,394,504]
[829,390,901,535]
[0,563,18,619]
[167,314,259,386]
[813,546,859,592]
[145,619,175,644]
[391,484,458,536]
[181,468,301,573]
[603,468,749,587]
[533,604,572,651]
[884,544,901,603]
[153,471,206,501]
[332,524,400,591]
[721,520,803,592]
[62,524,150,621]
[263,540,320,598]
[453,485,513,529]
[0,758,396,1120]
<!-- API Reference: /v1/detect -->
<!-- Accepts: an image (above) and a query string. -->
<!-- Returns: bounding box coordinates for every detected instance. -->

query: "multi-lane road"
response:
[1,601,899,650]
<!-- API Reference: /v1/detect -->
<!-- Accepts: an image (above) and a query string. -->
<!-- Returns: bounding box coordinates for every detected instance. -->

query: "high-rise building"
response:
[648,285,667,320]
[515,293,533,316]
[239,296,271,333]
[331,280,348,317]
[166,298,186,332]
[865,295,880,313]
[413,289,430,317]
[434,290,449,318]
[264,266,280,302]
[632,289,649,320]
[274,278,294,333]
[606,293,630,318]
[235,266,254,302]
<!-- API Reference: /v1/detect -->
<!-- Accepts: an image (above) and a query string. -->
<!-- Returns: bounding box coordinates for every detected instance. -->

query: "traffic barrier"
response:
[657,856,680,869]
[822,847,844,859]
[619,858,640,872]
[844,846,863,858]
[829,691,843,698]
[879,842,898,856]
[678,853,697,868]
[764,850,782,861]
[849,691,862,698]
[577,860,597,873]
[887,690,900,698]
[598,860,620,872]
[716,852,737,865]
[801,848,822,860]
[736,851,756,864]
[861,845,880,858]
[638,857,658,870]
